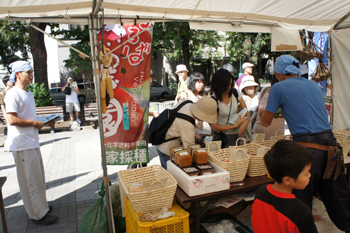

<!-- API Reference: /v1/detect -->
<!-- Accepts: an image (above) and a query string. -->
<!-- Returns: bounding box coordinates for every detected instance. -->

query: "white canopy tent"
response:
[1,0,350,31]
[1,1,350,130]
[1,1,350,232]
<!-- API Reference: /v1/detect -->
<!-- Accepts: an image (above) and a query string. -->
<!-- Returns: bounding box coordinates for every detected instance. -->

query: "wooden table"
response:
[0,177,7,233]
[175,176,273,233]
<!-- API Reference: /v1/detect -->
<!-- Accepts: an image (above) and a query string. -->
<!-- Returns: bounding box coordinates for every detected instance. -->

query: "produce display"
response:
[175,150,192,168]
[188,144,201,155]
[192,148,209,164]
[171,146,184,163]
[195,164,214,175]
[182,167,199,176]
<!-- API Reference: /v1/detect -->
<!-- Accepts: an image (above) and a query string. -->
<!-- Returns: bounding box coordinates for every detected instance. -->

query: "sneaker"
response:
[32,213,58,225]
[76,119,81,124]
[69,121,73,127]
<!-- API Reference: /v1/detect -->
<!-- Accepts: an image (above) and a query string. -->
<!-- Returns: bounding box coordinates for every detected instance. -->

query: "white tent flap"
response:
[271,27,303,51]
[330,29,350,130]
[189,22,271,33]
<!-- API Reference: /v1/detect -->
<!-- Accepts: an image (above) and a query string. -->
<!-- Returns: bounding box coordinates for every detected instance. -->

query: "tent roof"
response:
[1,0,350,32]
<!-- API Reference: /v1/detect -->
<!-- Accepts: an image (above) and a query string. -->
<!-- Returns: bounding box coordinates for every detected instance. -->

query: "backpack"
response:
[64,85,71,95]
[149,100,195,145]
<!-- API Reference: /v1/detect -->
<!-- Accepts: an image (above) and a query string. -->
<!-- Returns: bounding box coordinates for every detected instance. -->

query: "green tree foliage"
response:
[64,43,93,83]
[0,20,30,72]
[225,32,271,64]
[27,83,53,106]
[152,22,224,73]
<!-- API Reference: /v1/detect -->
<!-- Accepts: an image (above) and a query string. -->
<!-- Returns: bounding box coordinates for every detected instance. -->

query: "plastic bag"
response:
[110,180,126,232]
[78,183,108,233]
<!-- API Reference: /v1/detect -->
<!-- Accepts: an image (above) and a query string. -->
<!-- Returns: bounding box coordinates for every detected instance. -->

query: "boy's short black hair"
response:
[264,140,314,183]
[2,76,10,85]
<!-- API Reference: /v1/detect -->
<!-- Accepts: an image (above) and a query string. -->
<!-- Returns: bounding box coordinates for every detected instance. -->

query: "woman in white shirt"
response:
[210,69,250,148]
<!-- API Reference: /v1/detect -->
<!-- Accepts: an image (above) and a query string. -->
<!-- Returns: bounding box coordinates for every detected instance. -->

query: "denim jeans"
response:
[156,148,170,169]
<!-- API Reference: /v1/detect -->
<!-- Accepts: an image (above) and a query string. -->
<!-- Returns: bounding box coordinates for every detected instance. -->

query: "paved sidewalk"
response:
[0,126,160,233]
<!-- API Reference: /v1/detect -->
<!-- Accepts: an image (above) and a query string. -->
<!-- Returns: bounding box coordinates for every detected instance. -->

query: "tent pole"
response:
[93,0,103,16]
[88,13,116,233]
[329,35,334,126]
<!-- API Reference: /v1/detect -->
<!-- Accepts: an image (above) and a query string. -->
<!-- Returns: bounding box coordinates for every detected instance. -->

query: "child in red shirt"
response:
[251,140,318,233]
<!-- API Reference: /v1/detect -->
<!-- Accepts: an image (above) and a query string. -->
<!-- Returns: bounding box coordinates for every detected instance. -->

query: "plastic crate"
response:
[125,197,189,233]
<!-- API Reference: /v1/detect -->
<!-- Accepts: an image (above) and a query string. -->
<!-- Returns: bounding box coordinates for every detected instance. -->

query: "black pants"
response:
[293,130,350,232]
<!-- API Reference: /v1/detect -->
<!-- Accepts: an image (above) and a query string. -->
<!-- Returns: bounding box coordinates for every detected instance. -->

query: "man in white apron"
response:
[5,61,57,225]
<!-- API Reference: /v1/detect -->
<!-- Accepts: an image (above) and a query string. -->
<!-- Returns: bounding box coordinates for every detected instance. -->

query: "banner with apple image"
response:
[97,23,152,165]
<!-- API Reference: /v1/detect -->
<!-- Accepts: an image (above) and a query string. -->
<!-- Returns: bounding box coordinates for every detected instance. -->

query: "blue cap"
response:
[9,61,33,82]
[274,55,301,77]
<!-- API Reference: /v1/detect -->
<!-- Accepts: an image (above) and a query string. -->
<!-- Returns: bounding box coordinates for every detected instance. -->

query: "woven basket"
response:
[252,133,275,147]
[118,162,177,214]
[208,148,249,183]
[253,139,275,147]
[270,129,293,142]
[333,129,350,156]
[230,142,270,177]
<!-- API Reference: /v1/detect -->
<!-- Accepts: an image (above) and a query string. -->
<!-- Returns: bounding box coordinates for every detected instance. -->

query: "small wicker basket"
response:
[270,129,293,142]
[252,133,275,147]
[230,140,270,177]
[208,147,249,183]
[118,162,177,214]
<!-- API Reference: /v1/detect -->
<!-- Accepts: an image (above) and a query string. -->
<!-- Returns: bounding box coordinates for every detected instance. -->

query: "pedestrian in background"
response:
[173,64,189,107]
[62,77,81,125]
[0,76,14,138]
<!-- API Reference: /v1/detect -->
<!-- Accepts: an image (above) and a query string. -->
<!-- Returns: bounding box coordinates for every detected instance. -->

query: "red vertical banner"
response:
[97,23,152,165]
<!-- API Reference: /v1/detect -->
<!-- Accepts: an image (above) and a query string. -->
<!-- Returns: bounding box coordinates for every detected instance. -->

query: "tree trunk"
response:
[181,24,191,72]
[29,23,48,88]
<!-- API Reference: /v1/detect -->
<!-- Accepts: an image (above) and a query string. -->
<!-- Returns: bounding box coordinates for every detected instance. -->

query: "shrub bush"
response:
[27,83,53,106]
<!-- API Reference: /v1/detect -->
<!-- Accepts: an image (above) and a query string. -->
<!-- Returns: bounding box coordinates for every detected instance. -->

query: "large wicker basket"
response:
[333,129,350,156]
[270,129,293,142]
[230,142,270,177]
[208,148,249,182]
[118,163,177,214]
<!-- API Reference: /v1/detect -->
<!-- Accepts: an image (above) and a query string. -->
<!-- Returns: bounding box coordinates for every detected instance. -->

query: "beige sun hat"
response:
[190,96,217,124]
[240,75,258,91]
[175,64,188,74]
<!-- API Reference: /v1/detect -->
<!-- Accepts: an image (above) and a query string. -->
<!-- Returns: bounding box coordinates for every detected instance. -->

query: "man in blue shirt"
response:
[260,55,350,233]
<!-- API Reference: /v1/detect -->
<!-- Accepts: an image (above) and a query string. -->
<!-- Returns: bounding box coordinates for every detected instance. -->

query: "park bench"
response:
[0,103,98,133]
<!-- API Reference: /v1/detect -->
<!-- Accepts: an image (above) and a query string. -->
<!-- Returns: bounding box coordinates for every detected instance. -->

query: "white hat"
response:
[242,62,254,70]
[190,96,217,124]
[240,75,258,91]
[176,64,188,74]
